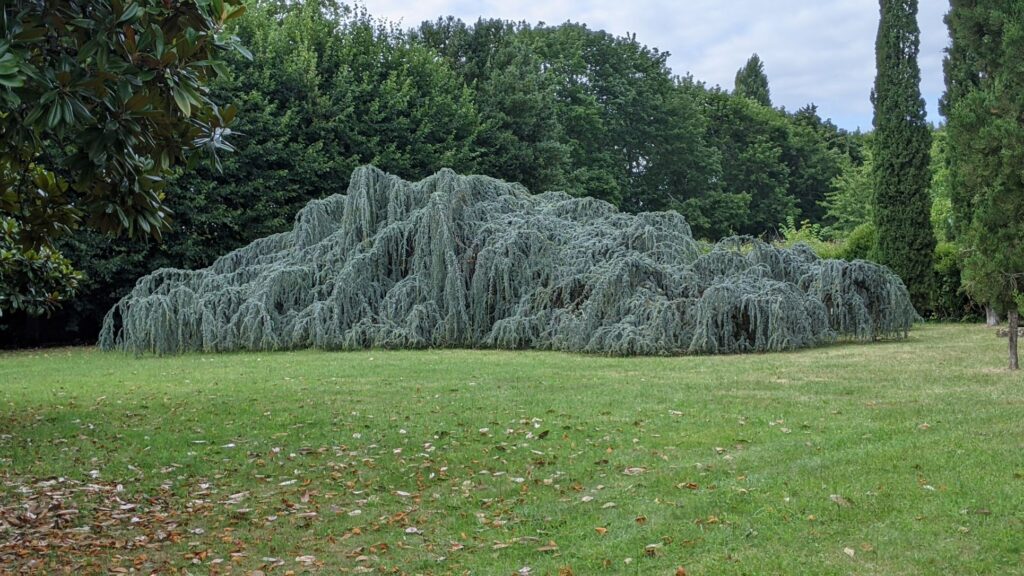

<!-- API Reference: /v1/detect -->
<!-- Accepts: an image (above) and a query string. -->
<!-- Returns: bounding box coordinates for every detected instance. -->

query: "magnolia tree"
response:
[0,0,248,316]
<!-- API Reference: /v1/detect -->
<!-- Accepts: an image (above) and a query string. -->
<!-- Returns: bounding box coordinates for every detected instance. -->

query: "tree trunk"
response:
[1009,309,1019,371]
[986,306,1001,327]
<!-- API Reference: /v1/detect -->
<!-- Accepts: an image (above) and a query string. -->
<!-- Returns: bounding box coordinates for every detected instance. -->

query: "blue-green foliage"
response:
[100,167,918,356]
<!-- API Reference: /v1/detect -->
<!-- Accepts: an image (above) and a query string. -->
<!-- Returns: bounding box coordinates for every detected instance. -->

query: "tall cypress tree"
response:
[943,0,1024,369]
[941,0,999,325]
[940,1,982,242]
[734,53,771,107]
[871,0,935,311]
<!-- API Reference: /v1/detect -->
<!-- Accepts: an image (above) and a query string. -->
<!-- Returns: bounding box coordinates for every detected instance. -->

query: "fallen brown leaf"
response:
[537,540,559,553]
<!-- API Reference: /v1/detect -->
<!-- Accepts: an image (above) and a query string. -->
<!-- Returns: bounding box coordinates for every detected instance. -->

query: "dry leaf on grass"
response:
[536,540,559,553]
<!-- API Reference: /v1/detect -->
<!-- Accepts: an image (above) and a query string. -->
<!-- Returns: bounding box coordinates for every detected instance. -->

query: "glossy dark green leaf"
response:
[117,3,142,24]
[0,75,24,88]
[171,86,192,117]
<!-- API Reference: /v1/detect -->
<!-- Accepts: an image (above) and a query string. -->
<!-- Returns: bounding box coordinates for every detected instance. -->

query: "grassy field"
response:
[1,324,1022,575]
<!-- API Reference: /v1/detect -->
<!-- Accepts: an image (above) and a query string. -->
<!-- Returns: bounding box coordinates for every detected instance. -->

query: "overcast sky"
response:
[361,0,950,131]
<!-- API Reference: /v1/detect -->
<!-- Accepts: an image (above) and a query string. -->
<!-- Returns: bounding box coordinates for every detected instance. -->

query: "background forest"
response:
[0,0,972,346]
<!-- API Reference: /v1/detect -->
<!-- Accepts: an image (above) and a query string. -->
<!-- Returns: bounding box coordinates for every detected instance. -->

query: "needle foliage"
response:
[871,0,936,311]
[99,166,917,355]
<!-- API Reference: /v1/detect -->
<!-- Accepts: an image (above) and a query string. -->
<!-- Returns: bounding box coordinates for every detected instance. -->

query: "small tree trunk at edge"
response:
[1009,309,1019,371]
[986,306,1001,326]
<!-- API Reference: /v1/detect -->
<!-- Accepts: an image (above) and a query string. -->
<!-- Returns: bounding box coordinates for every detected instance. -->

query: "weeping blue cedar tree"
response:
[100,166,918,356]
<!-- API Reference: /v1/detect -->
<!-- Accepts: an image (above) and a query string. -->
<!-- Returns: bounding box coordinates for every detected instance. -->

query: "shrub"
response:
[840,223,878,261]
[777,217,844,260]
[931,242,980,321]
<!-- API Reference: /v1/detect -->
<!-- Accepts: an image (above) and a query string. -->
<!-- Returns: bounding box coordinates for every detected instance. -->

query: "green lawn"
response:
[2,324,1022,575]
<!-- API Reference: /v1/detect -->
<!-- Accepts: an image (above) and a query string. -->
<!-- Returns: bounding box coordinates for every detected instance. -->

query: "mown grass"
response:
[1,324,1023,575]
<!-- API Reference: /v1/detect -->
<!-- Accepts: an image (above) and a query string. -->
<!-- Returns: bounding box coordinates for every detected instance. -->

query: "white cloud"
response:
[361,0,950,131]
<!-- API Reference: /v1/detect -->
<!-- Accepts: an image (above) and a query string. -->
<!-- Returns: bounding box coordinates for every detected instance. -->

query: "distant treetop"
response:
[734,53,772,107]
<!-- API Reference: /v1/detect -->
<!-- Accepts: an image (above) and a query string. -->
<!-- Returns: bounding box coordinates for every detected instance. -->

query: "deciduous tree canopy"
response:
[734,53,771,107]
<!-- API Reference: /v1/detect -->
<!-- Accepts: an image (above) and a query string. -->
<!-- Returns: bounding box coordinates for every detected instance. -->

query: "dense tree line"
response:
[0,0,936,345]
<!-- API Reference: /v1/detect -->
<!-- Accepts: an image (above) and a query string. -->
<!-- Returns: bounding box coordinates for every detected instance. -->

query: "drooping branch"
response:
[99,166,918,355]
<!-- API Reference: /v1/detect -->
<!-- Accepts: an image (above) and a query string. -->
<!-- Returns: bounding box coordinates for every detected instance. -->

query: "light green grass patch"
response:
[1,324,1022,574]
